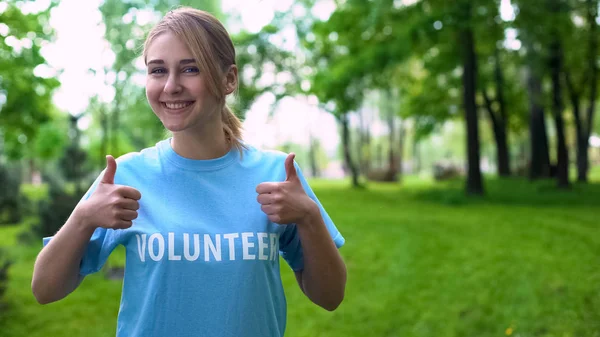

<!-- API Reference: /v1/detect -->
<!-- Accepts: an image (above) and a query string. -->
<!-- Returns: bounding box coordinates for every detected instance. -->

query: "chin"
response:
[163,124,187,133]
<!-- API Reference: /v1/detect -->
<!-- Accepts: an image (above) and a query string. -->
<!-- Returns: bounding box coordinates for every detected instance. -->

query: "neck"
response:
[170,119,231,160]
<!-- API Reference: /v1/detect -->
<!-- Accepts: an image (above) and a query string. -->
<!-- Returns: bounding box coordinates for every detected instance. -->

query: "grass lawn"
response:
[1,168,599,337]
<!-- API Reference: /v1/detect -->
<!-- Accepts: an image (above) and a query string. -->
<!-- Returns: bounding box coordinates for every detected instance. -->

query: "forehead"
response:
[146,31,193,62]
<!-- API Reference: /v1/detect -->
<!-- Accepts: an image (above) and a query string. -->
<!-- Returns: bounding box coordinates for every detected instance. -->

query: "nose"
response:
[163,73,182,95]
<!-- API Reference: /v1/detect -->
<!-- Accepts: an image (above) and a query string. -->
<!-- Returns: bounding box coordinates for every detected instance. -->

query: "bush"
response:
[366,168,398,182]
[433,161,463,181]
[0,163,23,225]
[0,248,13,310]
[31,184,82,239]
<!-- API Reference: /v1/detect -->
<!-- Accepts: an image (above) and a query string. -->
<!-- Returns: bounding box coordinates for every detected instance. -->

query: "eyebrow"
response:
[147,59,196,65]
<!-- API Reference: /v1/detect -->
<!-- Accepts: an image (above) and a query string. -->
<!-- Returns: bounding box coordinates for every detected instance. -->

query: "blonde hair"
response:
[143,7,246,154]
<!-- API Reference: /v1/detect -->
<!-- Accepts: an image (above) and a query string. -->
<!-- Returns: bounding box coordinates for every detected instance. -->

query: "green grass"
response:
[1,168,600,337]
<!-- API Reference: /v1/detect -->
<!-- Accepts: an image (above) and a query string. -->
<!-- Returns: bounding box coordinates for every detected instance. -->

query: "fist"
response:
[79,155,142,230]
[256,153,318,225]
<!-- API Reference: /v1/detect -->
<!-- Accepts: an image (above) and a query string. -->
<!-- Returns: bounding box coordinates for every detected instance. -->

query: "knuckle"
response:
[111,208,121,218]
[111,195,121,205]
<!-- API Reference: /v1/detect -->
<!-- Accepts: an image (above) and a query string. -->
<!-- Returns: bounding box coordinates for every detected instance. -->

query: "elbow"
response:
[32,284,53,305]
[322,292,344,311]
[313,287,344,312]
[31,277,62,305]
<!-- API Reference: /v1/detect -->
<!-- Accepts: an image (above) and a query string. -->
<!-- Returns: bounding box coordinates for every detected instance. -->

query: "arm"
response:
[31,207,95,304]
[294,204,347,311]
[256,153,347,311]
[31,155,140,304]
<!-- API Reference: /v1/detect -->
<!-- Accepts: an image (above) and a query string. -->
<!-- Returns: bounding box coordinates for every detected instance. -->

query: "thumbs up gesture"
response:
[79,155,142,230]
[256,153,318,225]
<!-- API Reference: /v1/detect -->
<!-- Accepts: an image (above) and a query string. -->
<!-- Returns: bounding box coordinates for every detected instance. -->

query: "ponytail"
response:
[222,105,246,154]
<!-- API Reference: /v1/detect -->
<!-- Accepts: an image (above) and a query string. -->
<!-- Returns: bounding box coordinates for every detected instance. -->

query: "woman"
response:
[31,6,346,337]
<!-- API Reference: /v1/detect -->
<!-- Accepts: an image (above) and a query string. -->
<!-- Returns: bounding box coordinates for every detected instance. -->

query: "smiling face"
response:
[145,31,220,134]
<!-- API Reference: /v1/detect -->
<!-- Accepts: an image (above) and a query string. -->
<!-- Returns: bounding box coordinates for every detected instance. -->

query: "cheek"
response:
[185,77,210,100]
[145,80,162,104]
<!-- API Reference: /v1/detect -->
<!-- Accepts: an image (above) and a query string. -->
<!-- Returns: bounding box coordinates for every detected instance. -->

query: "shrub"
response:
[433,161,463,181]
[31,183,82,239]
[0,248,12,310]
[0,163,23,225]
[366,168,398,182]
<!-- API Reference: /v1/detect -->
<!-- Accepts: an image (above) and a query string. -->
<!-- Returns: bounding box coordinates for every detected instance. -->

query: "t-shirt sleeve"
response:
[42,172,122,276]
[279,162,345,272]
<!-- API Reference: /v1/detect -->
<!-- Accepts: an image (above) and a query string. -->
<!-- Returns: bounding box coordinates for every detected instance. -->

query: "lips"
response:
[162,101,194,110]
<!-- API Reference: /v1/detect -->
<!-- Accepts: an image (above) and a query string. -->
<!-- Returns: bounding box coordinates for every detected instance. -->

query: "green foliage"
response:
[0,247,12,311]
[232,21,296,117]
[30,183,81,240]
[0,0,60,160]
[0,163,22,225]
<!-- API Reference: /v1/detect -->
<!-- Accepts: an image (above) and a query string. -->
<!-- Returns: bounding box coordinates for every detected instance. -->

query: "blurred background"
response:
[1,0,599,336]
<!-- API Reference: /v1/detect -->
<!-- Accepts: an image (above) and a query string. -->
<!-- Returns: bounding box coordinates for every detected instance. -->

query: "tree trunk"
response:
[526,53,552,180]
[308,132,319,178]
[100,104,108,169]
[413,138,421,173]
[549,33,570,188]
[565,72,587,184]
[492,47,511,176]
[364,128,371,173]
[460,13,484,195]
[482,90,510,178]
[387,100,396,177]
[340,114,360,187]
[397,120,404,182]
[357,107,371,175]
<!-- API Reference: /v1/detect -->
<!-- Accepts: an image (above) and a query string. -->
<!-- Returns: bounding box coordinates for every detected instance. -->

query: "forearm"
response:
[32,206,96,304]
[296,206,347,311]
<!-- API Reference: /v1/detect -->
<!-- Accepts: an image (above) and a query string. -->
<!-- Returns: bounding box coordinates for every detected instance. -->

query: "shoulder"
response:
[113,141,163,170]
[239,143,289,166]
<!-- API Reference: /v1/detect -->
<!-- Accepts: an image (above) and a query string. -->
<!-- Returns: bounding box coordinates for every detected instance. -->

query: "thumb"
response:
[284,153,298,181]
[101,155,117,184]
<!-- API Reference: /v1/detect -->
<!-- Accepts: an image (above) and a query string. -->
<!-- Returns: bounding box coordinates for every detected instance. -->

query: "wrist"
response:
[72,202,97,233]
[297,201,322,228]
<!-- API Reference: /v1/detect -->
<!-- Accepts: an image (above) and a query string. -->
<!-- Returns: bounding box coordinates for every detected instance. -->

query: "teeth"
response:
[165,102,192,109]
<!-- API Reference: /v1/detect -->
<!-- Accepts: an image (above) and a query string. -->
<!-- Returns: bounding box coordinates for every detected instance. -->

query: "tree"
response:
[563,0,598,182]
[0,0,60,160]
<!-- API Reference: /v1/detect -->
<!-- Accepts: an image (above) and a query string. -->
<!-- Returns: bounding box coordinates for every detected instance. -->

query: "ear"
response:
[223,65,238,95]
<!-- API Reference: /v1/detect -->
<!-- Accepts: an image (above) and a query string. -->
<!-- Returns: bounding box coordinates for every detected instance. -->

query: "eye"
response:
[149,68,166,74]
[183,67,199,73]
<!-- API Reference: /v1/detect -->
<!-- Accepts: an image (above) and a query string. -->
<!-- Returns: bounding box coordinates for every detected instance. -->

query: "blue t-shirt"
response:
[43,138,344,337]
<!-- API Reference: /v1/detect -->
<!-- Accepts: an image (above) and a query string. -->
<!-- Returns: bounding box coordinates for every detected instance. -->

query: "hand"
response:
[78,155,142,230]
[256,153,318,225]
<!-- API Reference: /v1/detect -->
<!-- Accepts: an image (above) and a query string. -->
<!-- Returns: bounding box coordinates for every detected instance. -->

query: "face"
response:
[145,31,220,134]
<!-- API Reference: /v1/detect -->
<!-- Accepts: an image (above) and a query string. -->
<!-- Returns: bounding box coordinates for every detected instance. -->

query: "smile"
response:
[162,101,194,110]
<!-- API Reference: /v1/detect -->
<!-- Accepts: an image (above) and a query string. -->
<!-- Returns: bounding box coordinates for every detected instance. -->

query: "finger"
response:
[118,209,138,221]
[284,153,298,181]
[101,155,117,184]
[118,199,140,211]
[256,182,280,194]
[267,214,282,224]
[257,193,276,205]
[260,204,277,215]
[119,186,142,200]
[113,220,133,229]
